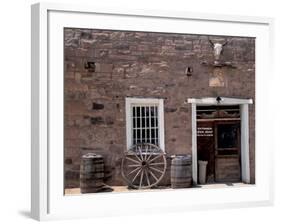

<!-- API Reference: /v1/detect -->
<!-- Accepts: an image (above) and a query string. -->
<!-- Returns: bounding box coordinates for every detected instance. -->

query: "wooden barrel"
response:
[80,153,105,193]
[171,155,192,188]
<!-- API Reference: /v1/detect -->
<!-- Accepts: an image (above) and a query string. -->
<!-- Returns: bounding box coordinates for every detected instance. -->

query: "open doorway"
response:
[196,105,241,183]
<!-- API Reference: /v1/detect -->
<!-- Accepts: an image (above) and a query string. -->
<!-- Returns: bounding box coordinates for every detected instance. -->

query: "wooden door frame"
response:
[188,97,253,184]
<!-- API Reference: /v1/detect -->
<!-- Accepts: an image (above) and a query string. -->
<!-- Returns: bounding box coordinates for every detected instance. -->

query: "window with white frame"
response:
[126,98,165,151]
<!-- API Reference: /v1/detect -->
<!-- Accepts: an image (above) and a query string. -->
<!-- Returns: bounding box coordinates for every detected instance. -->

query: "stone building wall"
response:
[64,28,255,188]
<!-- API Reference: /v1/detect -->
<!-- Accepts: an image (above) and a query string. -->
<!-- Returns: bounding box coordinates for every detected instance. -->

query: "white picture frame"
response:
[31,2,274,221]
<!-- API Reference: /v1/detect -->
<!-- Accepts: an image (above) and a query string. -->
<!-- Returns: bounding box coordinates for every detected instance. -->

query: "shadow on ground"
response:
[18,210,32,219]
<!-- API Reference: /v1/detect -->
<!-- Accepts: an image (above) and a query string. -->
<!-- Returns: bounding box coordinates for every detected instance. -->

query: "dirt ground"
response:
[65,183,249,195]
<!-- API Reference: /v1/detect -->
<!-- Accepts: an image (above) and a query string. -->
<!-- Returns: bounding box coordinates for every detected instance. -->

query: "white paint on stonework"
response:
[188,97,253,184]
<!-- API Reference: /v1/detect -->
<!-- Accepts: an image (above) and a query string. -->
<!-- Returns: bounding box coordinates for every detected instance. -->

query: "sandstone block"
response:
[90,117,104,125]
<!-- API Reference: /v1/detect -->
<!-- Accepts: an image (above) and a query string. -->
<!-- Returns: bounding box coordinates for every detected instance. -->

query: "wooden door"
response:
[214,121,241,182]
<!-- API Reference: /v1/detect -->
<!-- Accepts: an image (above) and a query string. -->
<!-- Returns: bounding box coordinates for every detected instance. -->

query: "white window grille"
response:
[132,105,159,145]
[126,98,165,151]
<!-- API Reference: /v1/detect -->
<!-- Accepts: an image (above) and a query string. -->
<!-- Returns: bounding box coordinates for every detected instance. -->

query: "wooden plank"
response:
[197,118,240,122]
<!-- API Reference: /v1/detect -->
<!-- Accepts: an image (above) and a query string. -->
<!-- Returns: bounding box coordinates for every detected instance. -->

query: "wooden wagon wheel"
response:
[121,143,167,189]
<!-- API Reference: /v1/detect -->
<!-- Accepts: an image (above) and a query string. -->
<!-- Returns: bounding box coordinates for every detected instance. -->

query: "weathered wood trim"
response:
[197,118,241,122]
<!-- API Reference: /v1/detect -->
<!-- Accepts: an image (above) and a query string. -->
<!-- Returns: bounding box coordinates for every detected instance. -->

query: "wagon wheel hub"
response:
[141,161,147,166]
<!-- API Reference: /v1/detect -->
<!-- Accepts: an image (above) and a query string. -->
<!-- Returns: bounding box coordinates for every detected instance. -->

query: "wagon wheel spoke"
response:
[149,166,164,175]
[147,154,163,164]
[145,169,150,186]
[130,149,142,162]
[139,170,144,188]
[137,146,144,161]
[132,168,142,183]
[149,162,165,166]
[148,169,158,181]
[128,164,141,168]
[126,156,140,164]
[144,145,149,161]
[134,154,142,162]
[128,166,141,175]
[146,152,154,162]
